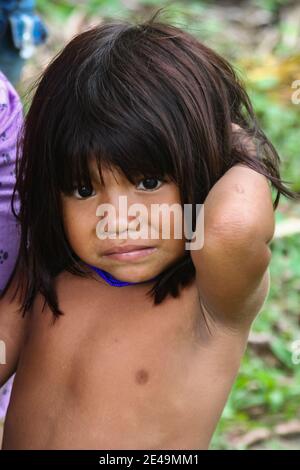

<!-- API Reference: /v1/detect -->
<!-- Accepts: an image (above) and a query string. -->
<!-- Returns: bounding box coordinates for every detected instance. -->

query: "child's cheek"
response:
[61,200,94,252]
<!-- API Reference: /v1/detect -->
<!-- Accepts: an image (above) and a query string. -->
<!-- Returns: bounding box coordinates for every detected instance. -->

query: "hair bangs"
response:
[55,81,178,194]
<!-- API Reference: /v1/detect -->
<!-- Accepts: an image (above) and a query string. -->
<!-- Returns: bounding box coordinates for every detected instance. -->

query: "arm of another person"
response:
[0,69,23,290]
[191,163,275,331]
[0,266,29,387]
[0,70,27,387]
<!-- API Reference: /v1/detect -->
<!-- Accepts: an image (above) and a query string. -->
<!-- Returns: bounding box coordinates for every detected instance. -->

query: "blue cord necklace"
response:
[87,265,159,287]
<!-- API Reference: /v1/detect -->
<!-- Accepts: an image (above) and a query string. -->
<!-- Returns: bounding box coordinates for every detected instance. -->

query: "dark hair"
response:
[7,9,297,318]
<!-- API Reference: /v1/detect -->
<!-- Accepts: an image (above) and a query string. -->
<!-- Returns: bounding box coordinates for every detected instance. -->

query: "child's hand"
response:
[191,163,275,330]
[231,122,258,158]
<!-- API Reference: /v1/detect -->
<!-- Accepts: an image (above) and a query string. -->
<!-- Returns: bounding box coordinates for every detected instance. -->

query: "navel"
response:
[135,368,149,385]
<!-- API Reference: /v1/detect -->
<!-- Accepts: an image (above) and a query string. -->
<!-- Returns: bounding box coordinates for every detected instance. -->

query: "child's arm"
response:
[0,268,28,387]
[191,163,275,330]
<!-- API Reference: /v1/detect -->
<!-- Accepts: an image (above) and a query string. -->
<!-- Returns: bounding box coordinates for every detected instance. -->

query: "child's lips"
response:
[102,247,157,261]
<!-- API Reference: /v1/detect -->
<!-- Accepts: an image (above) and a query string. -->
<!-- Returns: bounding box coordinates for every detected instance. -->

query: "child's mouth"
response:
[102,246,157,261]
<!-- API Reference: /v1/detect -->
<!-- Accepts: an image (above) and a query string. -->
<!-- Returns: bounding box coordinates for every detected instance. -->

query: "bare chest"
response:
[11,274,248,448]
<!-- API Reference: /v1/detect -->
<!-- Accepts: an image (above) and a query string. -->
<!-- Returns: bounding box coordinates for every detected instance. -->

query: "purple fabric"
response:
[0,69,23,422]
[0,69,22,292]
[0,376,14,422]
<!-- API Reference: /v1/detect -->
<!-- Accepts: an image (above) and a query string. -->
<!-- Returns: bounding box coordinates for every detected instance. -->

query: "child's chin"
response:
[111,266,158,283]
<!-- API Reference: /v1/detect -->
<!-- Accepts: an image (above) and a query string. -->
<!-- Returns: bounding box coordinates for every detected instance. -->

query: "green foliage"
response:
[212,233,300,448]
[252,0,292,13]
[247,86,300,192]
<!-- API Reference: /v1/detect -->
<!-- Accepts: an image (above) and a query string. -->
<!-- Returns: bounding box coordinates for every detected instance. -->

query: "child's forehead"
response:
[88,158,127,184]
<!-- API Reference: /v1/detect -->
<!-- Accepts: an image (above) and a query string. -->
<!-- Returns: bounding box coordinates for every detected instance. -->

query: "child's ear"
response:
[231,122,257,158]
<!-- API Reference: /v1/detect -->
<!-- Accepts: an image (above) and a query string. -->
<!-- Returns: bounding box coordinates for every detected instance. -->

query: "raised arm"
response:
[0,267,28,387]
[191,163,275,330]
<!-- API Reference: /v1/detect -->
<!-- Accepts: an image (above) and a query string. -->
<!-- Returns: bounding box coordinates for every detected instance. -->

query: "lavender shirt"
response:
[0,69,23,422]
[0,70,22,292]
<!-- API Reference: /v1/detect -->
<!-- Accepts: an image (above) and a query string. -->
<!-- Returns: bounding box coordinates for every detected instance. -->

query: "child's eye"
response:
[73,185,96,199]
[136,177,164,191]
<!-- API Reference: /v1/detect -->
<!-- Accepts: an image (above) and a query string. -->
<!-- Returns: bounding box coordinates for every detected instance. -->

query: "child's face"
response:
[61,159,186,282]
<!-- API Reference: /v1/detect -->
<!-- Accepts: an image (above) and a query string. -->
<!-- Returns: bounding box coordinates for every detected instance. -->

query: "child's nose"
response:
[96,193,141,237]
[108,216,137,236]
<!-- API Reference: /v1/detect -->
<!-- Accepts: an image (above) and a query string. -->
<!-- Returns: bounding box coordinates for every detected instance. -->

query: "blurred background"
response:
[1,0,300,450]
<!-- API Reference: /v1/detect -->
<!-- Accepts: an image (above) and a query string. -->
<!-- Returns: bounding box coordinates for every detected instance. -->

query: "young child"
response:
[0,12,296,450]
